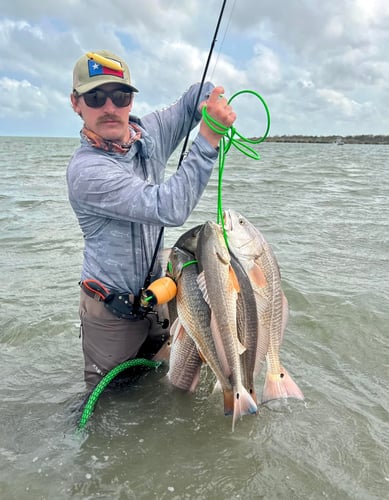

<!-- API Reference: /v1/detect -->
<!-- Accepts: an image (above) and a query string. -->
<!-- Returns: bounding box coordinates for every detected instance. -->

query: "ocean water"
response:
[0,136,388,500]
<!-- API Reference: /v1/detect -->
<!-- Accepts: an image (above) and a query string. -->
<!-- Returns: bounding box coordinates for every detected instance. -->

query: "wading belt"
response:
[80,279,147,321]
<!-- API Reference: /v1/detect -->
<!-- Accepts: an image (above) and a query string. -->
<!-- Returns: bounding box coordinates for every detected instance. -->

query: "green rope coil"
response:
[203,89,271,247]
[78,358,162,430]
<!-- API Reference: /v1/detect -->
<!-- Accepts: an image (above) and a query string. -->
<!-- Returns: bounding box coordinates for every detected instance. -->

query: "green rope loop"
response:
[203,89,271,247]
[78,358,162,430]
[201,106,230,135]
[182,260,198,269]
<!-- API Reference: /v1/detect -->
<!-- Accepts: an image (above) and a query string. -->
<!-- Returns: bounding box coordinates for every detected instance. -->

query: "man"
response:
[67,50,236,387]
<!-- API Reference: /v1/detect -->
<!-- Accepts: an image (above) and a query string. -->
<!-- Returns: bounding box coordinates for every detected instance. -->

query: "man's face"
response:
[71,83,134,143]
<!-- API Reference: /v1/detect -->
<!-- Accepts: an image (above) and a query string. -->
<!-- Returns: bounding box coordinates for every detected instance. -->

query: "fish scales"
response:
[167,318,202,392]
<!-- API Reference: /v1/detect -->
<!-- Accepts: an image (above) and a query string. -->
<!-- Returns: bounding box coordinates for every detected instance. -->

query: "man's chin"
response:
[98,124,126,142]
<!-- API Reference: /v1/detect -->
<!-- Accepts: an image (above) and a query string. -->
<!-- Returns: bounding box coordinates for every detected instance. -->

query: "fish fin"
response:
[212,380,222,393]
[210,313,231,376]
[232,386,258,431]
[196,271,210,306]
[152,317,178,361]
[242,382,258,405]
[169,317,183,344]
[249,261,268,288]
[228,265,241,293]
[237,340,246,355]
[152,339,171,362]
[188,365,202,393]
[261,367,304,403]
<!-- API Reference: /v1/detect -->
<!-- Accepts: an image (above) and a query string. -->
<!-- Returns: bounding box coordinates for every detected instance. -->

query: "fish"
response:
[195,221,258,429]
[230,250,259,403]
[223,209,304,404]
[166,317,203,392]
[168,243,235,414]
[165,225,204,325]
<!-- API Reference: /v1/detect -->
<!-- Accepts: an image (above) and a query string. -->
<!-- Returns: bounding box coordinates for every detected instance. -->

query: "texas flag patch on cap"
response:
[88,59,124,78]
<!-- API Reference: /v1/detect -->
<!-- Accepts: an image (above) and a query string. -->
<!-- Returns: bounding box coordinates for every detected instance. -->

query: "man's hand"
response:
[199,86,236,148]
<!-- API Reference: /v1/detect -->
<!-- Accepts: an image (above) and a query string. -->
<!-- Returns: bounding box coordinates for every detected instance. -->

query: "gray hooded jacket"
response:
[67,82,217,294]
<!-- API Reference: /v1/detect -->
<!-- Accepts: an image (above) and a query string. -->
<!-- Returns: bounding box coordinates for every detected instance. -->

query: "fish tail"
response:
[232,386,258,431]
[211,382,235,415]
[223,389,234,416]
[261,367,304,403]
[248,386,258,405]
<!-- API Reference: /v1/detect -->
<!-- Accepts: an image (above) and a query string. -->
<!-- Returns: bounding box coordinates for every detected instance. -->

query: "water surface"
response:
[0,137,388,499]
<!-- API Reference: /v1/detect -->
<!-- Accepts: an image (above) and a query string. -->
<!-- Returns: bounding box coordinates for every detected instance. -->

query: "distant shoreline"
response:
[263,135,389,145]
[0,134,387,145]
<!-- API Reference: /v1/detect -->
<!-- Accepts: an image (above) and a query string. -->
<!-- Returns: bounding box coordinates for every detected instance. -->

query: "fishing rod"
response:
[178,0,228,167]
[142,0,229,292]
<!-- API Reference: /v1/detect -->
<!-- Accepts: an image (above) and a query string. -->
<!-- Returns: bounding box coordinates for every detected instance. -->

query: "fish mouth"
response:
[223,211,248,252]
[223,209,245,233]
[222,210,244,239]
[223,209,265,253]
[223,210,232,230]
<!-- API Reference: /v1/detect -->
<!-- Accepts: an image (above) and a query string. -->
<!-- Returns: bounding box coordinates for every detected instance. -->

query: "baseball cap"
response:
[73,50,139,94]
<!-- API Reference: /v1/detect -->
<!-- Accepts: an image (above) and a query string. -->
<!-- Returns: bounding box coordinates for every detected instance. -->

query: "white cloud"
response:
[0,0,388,136]
[317,88,360,116]
[0,77,48,117]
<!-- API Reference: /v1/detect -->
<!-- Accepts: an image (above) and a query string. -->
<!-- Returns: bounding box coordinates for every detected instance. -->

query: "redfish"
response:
[224,209,304,404]
[195,221,258,429]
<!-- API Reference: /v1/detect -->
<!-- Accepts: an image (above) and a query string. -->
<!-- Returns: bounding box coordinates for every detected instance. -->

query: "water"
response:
[0,137,388,499]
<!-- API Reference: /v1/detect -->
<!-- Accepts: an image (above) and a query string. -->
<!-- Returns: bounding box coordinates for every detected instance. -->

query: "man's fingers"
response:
[207,86,225,104]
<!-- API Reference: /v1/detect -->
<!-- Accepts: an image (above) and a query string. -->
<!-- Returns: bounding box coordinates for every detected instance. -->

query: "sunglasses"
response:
[81,89,133,108]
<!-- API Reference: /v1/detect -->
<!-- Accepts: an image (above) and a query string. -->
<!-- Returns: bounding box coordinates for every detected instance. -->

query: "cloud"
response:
[0,77,48,117]
[317,88,360,116]
[0,0,388,136]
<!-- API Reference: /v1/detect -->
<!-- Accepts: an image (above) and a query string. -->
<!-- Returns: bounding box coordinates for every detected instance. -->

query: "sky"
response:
[1,0,388,138]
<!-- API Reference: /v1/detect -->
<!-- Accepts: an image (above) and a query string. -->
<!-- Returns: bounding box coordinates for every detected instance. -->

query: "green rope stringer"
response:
[78,358,162,430]
[202,89,271,247]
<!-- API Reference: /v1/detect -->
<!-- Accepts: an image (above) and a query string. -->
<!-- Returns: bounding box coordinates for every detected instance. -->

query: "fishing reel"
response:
[141,276,177,307]
[140,276,177,330]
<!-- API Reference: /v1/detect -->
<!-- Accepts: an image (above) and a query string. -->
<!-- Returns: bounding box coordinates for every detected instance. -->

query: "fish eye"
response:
[239,218,244,225]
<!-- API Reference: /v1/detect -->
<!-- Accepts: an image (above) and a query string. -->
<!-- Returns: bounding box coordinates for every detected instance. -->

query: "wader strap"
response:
[80,280,145,321]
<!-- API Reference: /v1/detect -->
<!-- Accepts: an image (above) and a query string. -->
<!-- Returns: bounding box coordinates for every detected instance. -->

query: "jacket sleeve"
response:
[67,134,218,229]
[140,81,215,162]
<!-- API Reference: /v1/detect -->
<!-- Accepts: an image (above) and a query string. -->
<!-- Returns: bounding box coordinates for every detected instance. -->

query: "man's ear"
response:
[70,93,81,116]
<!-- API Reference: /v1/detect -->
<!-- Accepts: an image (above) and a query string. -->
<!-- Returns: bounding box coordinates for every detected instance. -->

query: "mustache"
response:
[97,114,124,125]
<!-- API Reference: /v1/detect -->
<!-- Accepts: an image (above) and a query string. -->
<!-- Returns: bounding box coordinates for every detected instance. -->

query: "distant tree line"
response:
[262,135,389,144]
